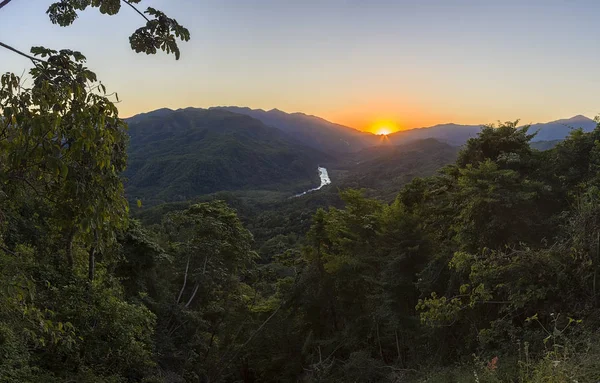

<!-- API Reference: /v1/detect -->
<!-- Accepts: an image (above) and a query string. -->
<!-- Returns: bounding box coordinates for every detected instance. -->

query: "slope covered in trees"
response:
[259,120,600,382]
[334,138,459,200]
[125,108,331,206]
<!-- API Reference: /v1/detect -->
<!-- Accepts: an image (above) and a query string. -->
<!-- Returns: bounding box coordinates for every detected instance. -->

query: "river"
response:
[294,167,331,197]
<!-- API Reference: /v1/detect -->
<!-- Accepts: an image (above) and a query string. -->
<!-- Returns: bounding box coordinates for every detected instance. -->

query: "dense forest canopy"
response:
[2,2,600,383]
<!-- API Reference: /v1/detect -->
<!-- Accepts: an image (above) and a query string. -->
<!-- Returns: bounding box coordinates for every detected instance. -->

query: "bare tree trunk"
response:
[241,357,254,383]
[177,255,191,304]
[88,245,95,281]
[330,297,339,331]
[204,327,218,360]
[594,231,599,305]
[185,283,200,308]
[184,255,208,308]
[215,304,282,382]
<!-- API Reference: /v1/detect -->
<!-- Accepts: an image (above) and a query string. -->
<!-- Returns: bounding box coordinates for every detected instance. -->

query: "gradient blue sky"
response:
[1,0,599,132]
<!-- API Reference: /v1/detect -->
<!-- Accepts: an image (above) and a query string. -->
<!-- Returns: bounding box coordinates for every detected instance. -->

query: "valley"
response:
[3,2,600,382]
[125,107,595,261]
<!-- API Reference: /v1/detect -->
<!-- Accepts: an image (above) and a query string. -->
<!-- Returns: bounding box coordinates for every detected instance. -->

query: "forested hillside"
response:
[125,108,330,206]
[334,138,459,200]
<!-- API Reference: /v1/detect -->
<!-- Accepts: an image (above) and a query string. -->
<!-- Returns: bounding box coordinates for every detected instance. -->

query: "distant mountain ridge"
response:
[388,123,482,146]
[388,115,597,146]
[213,106,379,153]
[527,115,596,141]
[208,107,596,148]
[128,107,596,152]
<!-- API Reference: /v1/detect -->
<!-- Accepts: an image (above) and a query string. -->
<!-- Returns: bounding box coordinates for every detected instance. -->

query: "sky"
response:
[1,0,599,133]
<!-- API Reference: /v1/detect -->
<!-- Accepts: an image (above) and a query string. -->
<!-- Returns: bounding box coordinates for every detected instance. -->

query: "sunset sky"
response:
[1,0,599,133]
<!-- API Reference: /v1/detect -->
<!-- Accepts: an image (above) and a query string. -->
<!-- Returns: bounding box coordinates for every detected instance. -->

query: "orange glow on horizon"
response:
[323,99,465,133]
[371,120,400,135]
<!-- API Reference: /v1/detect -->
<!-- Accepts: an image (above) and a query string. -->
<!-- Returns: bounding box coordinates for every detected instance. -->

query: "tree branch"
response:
[0,0,14,11]
[0,41,45,65]
[122,0,150,22]
[0,245,16,256]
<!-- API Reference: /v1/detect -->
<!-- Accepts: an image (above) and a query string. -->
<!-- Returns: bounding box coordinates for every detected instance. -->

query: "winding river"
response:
[294,167,332,197]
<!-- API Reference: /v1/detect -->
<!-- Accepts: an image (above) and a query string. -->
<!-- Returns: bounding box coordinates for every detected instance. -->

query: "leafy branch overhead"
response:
[46,0,191,59]
[0,0,189,282]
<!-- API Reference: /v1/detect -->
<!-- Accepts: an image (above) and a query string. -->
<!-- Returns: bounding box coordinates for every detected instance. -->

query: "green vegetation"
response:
[125,108,329,206]
[6,75,600,381]
[334,138,459,201]
[3,3,600,382]
[530,139,563,151]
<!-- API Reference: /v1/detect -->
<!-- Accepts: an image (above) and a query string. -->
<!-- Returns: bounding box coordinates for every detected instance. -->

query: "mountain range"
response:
[213,106,379,153]
[123,107,597,205]
[335,138,459,200]
[386,115,597,146]
[212,107,596,150]
[130,107,597,153]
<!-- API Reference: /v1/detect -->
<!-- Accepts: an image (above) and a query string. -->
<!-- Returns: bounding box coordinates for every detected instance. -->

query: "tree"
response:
[457,120,535,169]
[0,2,190,381]
[156,201,259,382]
[0,1,189,280]
[1,1,190,61]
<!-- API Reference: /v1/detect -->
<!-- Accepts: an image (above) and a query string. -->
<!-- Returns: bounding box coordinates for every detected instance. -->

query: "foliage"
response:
[4,2,600,381]
[46,0,190,60]
[124,108,329,206]
[0,1,189,381]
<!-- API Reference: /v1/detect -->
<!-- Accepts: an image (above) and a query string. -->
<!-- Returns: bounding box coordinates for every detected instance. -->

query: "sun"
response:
[371,120,399,135]
[377,127,392,136]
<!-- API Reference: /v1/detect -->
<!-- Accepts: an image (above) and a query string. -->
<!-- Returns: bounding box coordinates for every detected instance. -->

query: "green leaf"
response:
[60,163,68,179]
